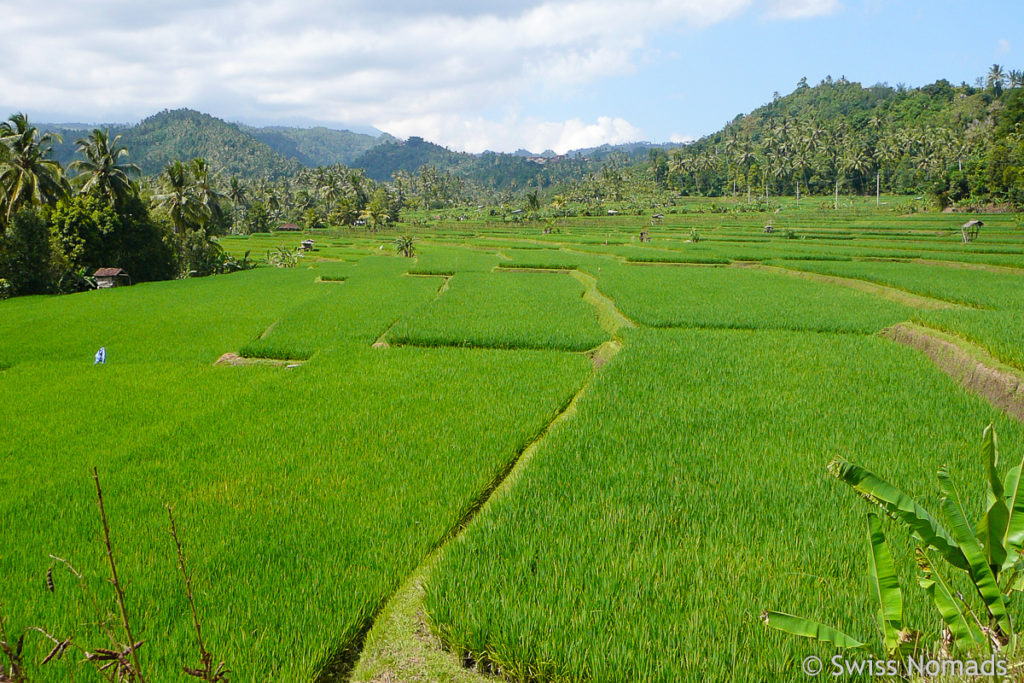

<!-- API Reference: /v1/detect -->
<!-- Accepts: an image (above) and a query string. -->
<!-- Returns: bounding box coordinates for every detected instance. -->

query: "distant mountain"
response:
[35,108,671,188]
[40,110,398,179]
[246,125,397,167]
[118,110,304,178]
[353,136,469,181]
[569,141,684,161]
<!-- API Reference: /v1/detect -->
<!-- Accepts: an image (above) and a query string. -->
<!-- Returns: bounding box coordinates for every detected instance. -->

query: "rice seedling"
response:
[425,328,1024,681]
[0,261,591,679]
[596,262,911,333]
[387,270,607,351]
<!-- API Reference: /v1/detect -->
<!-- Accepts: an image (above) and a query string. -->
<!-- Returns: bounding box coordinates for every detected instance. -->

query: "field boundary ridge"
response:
[881,322,1024,421]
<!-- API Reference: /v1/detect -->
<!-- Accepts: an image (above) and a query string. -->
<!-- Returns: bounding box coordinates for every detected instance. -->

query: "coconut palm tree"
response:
[0,113,69,224]
[732,142,757,203]
[68,129,139,206]
[153,160,207,234]
[841,141,872,196]
[987,64,1007,91]
[189,158,227,232]
[227,176,248,208]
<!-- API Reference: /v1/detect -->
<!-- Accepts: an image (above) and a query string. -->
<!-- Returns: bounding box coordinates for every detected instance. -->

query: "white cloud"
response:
[669,133,695,144]
[762,0,842,20]
[380,113,644,154]
[0,0,838,151]
[998,39,1011,55]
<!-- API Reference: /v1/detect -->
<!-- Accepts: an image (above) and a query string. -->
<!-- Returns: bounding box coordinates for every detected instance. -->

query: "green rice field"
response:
[3,200,1024,681]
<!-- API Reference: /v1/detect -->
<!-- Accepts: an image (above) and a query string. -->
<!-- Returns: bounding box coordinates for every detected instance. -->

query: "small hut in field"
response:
[277,222,301,232]
[961,220,983,243]
[93,268,131,289]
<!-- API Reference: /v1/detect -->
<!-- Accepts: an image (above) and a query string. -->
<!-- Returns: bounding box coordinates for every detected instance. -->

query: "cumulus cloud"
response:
[998,38,1011,55]
[669,133,695,144]
[382,113,644,154]
[0,0,838,151]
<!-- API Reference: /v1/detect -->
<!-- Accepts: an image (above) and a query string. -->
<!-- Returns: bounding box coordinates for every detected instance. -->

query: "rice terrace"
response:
[2,197,1024,681]
[5,2,1024,681]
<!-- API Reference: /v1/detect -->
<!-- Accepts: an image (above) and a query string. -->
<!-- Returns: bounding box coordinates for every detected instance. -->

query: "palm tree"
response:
[733,142,756,203]
[189,158,227,231]
[153,160,207,234]
[68,129,139,206]
[987,64,1007,91]
[1010,70,1024,89]
[226,176,247,208]
[526,190,540,215]
[841,141,872,197]
[0,113,69,224]
[225,176,248,232]
[358,204,390,231]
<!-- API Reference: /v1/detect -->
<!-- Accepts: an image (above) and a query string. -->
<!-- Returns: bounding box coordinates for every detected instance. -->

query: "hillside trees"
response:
[0,116,176,295]
[0,113,69,224]
[646,71,1024,209]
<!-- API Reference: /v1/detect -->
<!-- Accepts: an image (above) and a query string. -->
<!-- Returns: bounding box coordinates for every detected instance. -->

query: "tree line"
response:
[653,69,1024,209]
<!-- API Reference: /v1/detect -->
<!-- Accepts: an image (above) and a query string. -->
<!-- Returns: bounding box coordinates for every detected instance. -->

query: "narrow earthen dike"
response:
[881,322,1024,421]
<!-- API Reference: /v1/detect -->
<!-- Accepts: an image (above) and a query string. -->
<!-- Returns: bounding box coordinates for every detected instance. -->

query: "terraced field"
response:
[3,201,1024,682]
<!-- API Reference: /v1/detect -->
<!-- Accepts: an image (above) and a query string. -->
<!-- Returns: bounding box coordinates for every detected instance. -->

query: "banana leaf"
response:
[828,457,968,571]
[938,468,1012,636]
[867,513,903,655]
[916,548,986,653]
[1001,431,1024,573]
[977,425,1009,572]
[761,611,865,649]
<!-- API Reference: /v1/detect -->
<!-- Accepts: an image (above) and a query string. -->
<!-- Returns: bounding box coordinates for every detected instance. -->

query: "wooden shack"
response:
[277,223,301,232]
[93,268,130,289]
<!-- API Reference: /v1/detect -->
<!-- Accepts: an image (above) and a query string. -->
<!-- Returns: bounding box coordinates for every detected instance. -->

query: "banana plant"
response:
[765,425,1024,657]
[762,512,917,658]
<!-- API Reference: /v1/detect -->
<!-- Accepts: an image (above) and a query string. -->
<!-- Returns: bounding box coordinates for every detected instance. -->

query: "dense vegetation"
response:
[653,69,1024,210]
[245,124,395,168]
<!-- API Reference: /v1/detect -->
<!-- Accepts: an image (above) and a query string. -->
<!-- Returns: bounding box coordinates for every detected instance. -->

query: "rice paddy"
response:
[3,198,1024,681]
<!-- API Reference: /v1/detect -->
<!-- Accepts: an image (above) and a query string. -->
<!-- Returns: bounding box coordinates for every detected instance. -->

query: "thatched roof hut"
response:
[93,268,130,288]
[961,220,983,243]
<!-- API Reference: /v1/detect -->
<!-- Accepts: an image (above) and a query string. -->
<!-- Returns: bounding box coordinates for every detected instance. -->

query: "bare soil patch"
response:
[213,352,304,368]
[881,323,1024,421]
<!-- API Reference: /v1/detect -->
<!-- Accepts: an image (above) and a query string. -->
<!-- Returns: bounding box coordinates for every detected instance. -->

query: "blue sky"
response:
[0,0,1020,153]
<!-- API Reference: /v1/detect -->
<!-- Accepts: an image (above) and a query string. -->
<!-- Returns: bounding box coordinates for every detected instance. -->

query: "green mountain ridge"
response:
[244,124,397,167]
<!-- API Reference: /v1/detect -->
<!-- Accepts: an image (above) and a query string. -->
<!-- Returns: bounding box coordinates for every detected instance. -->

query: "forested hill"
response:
[245,125,396,167]
[44,110,302,178]
[42,110,391,179]
[351,135,643,189]
[664,73,1024,205]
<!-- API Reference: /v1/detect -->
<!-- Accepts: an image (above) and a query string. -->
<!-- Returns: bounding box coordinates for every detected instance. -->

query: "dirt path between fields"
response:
[337,276,634,683]
[881,322,1024,421]
[915,259,1024,275]
[758,264,968,311]
[372,274,452,349]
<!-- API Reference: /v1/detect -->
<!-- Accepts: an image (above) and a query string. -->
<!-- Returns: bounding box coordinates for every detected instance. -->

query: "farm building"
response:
[93,268,130,288]
[277,223,301,231]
